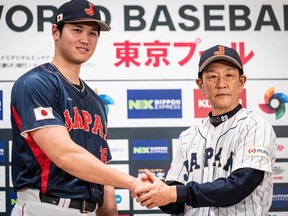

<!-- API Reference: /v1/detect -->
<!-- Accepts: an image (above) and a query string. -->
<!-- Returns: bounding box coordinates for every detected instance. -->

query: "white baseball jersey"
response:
[166,108,277,216]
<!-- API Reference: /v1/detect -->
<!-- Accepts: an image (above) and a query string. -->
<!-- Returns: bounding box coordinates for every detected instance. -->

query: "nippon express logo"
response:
[132,139,169,160]
[127,89,182,118]
[259,87,288,120]
[271,185,288,210]
[0,90,3,120]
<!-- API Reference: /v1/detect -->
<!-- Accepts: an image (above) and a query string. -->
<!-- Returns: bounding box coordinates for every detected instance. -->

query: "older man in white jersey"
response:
[134,44,277,216]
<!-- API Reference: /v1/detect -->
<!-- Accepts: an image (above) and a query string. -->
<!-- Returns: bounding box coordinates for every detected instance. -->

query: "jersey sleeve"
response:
[233,115,277,173]
[11,71,66,136]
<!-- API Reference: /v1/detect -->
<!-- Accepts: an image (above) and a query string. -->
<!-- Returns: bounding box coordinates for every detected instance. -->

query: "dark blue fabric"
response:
[11,63,111,205]
[160,168,264,214]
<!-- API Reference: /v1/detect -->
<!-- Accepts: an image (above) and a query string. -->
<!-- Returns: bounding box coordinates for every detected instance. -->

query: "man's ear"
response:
[52,24,60,41]
[196,78,205,95]
[239,74,247,93]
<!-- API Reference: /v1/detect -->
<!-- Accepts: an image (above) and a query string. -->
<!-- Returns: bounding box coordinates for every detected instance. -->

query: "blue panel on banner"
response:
[127,89,182,118]
[0,141,5,162]
[0,91,3,120]
[271,184,288,210]
[132,139,169,160]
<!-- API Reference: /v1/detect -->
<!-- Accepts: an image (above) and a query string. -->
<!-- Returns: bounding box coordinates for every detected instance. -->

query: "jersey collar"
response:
[209,104,242,127]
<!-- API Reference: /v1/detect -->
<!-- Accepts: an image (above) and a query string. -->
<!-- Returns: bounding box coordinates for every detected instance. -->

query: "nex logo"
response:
[133,147,150,154]
[128,100,153,110]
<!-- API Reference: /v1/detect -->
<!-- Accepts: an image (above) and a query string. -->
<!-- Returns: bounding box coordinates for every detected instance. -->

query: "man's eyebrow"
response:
[72,23,99,31]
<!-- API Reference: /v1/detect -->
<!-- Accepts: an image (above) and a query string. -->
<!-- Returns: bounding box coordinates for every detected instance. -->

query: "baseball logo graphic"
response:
[85,3,95,16]
[259,87,288,120]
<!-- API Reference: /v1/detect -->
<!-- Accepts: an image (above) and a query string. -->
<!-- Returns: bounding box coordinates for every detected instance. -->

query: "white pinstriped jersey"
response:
[166,108,277,216]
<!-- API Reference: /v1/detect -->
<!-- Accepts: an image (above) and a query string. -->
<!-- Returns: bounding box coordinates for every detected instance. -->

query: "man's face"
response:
[54,21,99,65]
[196,60,246,116]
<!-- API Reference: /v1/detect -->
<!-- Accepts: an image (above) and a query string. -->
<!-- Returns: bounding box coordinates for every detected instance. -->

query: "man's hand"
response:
[130,171,152,199]
[133,169,177,209]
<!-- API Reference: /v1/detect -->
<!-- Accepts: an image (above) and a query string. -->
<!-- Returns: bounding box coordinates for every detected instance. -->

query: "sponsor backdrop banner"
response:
[0,0,287,215]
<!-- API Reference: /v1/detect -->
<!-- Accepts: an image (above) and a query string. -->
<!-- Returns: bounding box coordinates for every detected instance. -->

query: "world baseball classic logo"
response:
[259,87,288,120]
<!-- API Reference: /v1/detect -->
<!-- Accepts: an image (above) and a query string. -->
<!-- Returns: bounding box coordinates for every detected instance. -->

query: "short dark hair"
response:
[56,23,100,37]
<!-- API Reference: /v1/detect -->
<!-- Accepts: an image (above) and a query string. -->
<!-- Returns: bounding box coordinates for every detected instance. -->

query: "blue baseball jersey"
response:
[10,63,111,204]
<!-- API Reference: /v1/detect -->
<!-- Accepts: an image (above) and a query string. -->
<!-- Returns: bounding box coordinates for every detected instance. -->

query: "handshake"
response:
[131,169,177,209]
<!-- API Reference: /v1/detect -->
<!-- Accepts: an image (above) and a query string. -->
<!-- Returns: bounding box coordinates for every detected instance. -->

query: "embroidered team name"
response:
[63,107,107,140]
[183,147,233,181]
[245,146,269,159]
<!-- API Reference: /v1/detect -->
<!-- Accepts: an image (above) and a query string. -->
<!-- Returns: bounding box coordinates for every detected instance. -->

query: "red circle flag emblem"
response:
[33,107,55,121]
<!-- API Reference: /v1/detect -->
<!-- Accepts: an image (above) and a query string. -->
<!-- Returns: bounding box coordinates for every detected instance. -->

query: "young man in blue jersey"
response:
[133,45,277,216]
[10,0,149,215]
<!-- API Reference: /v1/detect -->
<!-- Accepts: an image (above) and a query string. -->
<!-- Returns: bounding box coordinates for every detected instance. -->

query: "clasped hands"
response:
[131,169,177,209]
